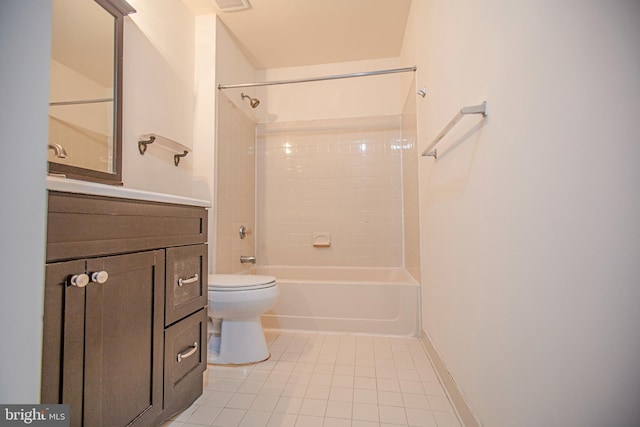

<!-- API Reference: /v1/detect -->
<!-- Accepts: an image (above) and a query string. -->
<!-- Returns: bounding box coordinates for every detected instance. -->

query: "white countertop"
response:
[46,176,211,208]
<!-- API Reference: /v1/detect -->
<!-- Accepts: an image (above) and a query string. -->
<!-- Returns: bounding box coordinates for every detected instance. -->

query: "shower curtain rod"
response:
[217,66,416,90]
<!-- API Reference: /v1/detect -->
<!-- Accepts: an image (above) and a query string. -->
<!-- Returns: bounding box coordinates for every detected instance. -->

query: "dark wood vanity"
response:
[42,190,208,426]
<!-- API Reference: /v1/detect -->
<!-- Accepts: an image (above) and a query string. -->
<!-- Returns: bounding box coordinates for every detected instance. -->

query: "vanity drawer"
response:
[163,309,207,412]
[166,244,208,326]
[47,191,207,262]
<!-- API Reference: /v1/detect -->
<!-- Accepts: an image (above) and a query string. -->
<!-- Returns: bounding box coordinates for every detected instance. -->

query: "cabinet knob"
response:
[91,271,109,284]
[70,274,89,288]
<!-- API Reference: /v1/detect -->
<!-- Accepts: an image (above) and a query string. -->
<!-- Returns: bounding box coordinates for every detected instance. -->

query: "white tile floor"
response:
[161,331,461,427]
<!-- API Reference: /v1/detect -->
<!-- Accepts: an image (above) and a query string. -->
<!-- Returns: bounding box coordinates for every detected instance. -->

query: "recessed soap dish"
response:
[312,232,331,247]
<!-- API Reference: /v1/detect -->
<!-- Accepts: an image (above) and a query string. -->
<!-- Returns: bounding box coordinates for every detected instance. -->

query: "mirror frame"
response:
[48,0,134,185]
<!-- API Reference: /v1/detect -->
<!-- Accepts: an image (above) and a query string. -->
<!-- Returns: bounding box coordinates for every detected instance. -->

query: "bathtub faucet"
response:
[240,255,256,264]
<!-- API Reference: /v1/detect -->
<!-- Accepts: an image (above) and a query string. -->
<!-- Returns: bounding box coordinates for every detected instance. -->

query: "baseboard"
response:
[420,329,482,427]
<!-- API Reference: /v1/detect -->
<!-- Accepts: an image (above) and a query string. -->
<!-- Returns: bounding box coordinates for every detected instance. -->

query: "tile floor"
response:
[161,331,461,427]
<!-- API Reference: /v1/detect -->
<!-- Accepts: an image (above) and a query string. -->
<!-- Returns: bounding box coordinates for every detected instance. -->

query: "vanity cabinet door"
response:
[83,250,164,427]
[42,251,165,427]
[42,259,86,427]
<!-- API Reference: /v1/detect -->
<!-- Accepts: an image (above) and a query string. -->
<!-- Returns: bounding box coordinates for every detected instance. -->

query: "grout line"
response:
[187,330,461,427]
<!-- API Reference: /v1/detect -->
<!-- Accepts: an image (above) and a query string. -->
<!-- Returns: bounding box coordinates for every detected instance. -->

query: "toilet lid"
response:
[208,274,276,291]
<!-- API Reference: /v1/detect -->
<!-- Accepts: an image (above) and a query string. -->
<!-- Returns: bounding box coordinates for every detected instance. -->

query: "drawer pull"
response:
[177,342,198,362]
[178,273,199,287]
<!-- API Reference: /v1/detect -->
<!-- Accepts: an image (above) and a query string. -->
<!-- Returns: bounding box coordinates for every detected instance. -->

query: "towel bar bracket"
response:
[138,136,155,155]
[461,102,488,117]
[422,101,487,157]
[174,151,188,166]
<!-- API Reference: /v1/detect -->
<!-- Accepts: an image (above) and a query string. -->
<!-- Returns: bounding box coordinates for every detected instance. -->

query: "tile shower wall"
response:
[257,116,403,267]
[216,95,256,273]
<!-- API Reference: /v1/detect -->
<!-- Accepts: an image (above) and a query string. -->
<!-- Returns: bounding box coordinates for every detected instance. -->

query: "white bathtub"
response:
[250,266,419,336]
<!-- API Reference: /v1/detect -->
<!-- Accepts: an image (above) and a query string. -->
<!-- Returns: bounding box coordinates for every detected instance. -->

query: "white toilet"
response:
[207,274,279,365]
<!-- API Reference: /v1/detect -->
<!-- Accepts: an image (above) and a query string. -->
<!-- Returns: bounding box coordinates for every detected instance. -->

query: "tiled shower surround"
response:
[216,96,256,273]
[257,116,404,267]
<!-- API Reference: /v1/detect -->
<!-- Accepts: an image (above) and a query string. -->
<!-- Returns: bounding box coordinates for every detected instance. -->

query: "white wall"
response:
[122,0,196,196]
[193,15,218,269]
[215,20,258,117]
[0,1,51,402]
[405,0,640,425]
[254,58,403,123]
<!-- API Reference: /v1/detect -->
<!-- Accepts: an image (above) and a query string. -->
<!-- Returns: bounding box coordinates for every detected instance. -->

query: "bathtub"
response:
[250,266,419,336]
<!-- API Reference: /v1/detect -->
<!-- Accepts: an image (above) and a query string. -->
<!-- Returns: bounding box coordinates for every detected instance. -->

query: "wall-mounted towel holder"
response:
[422,101,488,159]
[138,133,190,166]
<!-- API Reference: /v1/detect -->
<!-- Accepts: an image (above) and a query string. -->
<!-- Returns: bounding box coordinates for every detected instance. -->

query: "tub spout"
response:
[240,255,256,264]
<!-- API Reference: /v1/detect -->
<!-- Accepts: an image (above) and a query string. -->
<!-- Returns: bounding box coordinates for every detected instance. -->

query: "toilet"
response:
[207,274,279,365]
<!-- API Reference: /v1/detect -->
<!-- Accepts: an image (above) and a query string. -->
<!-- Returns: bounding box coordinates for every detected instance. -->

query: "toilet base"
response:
[207,353,270,366]
[207,316,270,365]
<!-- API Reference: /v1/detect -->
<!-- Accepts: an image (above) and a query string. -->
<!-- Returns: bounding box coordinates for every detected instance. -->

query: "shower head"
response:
[241,92,260,108]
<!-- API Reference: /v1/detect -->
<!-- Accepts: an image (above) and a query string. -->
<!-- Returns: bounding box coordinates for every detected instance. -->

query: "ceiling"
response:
[182,0,412,69]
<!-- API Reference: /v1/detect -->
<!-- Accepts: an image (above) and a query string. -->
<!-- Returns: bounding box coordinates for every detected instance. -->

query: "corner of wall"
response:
[0,0,51,403]
[420,328,482,427]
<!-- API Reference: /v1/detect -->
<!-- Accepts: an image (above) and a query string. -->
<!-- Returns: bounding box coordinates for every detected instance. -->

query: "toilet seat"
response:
[208,274,276,292]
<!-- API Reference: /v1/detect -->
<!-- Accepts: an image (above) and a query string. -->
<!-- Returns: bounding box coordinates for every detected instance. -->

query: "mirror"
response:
[48,0,134,185]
